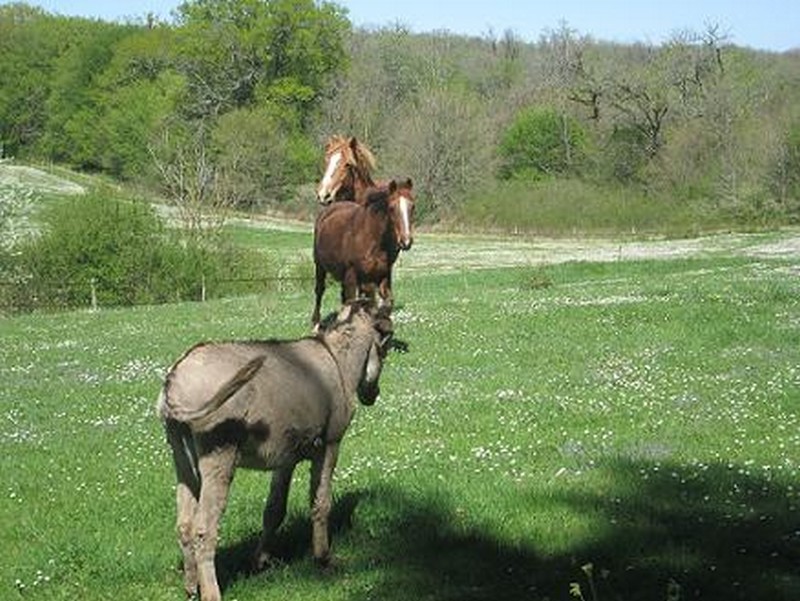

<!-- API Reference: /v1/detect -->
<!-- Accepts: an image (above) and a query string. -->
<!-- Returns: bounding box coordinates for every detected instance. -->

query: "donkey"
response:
[157,303,392,601]
[312,178,415,327]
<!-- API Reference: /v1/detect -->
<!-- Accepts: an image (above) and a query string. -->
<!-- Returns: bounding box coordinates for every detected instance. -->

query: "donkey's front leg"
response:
[309,443,340,565]
[253,465,295,571]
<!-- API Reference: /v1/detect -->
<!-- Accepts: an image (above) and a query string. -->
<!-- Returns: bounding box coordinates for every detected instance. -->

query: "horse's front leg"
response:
[377,274,393,316]
[309,443,340,565]
[312,264,326,329]
[340,268,358,305]
[359,282,377,303]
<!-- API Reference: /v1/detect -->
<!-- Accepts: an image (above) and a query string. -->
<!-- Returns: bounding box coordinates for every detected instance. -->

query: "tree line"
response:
[2,1,800,230]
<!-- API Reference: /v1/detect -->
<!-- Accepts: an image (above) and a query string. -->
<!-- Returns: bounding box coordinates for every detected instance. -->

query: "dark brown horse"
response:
[312,178,415,327]
[316,135,378,205]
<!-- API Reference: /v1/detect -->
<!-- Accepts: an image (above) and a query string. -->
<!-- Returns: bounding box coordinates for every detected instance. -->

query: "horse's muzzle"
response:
[399,238,413,251]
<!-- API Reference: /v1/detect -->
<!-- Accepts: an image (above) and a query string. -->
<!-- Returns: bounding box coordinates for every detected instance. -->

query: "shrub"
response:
[8,193,230,310]
[461,178,708,236]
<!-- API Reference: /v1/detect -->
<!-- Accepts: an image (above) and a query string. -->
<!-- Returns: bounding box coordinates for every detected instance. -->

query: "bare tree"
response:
[149,121,232,243]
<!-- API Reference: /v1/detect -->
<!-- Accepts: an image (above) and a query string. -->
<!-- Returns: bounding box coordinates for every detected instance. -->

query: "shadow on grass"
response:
[214,458,799,600]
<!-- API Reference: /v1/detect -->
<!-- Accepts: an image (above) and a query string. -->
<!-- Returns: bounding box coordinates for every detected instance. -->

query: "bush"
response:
[7,193,230,310]
[461,178,709,236]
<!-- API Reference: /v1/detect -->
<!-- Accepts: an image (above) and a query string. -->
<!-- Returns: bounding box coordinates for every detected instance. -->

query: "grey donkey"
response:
[157,303,392,601]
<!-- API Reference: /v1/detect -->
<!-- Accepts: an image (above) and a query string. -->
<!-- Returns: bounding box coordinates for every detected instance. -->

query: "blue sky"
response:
[15,0,799,52]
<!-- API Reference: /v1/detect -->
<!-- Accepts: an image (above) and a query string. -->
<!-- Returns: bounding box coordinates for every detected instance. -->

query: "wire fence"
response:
[0,274,315,314]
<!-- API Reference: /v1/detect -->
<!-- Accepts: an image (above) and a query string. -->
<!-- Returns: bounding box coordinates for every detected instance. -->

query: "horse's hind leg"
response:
[312,264,326,327]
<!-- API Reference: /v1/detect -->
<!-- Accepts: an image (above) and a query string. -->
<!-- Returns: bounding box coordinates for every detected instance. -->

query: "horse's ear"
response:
[349,136,359,151]
[403,177,413,189]
[388,179,398,193]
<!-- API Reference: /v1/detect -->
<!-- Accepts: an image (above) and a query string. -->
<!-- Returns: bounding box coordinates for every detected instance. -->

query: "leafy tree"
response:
[37,19,135,168]
[212,106,316,207]
[499,107,586,180]
[90,27,184,180]
[772,122,800,220]
[174,0,349,121]
[0,4,62,157]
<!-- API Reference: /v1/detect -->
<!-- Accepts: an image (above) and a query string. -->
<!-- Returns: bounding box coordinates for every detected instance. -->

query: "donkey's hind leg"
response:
[253,465,296,571]
[166,421,200,599]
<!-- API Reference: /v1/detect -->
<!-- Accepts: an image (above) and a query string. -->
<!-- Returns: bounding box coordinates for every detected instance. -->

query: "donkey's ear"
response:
[336,303,355,323]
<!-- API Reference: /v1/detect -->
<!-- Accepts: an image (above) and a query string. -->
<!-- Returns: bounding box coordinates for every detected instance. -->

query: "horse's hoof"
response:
[251,551,281,573]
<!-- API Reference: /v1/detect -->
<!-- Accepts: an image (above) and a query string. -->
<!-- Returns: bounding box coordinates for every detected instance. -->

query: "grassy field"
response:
[2,244,800,600]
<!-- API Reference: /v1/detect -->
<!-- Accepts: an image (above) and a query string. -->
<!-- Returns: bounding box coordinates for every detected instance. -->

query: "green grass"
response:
[2,255,799,600]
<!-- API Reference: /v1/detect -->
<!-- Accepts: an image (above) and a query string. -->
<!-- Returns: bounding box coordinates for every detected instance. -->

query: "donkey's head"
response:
[324,302,393,405]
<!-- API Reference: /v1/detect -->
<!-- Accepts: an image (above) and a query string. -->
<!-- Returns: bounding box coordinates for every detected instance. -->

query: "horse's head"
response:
[386,178,415,251]
[316,136,376,204]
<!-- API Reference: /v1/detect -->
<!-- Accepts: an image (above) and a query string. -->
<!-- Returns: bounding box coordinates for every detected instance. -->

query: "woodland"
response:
[2,0,800,232]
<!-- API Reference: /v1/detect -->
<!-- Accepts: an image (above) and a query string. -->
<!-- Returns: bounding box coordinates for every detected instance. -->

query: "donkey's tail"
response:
[163,355,267,425]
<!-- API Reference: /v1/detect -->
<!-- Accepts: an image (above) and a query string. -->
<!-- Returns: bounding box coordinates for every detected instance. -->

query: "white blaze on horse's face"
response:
[317,150,343,204]
[398,195,413,250]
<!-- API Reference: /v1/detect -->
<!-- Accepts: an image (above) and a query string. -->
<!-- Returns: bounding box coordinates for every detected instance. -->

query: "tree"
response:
[0,4,62,157]
[37,19,135,167]
[387,84,495,217]
[91,27,184,180]
[499,107,586,180]
[149,120,232,241]
[212,106,316,207]
[174,0,349,121]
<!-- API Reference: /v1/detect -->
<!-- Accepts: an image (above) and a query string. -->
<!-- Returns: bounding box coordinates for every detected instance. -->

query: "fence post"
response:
[90,278,98,311]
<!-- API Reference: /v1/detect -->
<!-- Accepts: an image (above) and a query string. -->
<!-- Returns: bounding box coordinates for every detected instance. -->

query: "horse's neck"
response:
[352,173,377,204]
[364,203,400,256]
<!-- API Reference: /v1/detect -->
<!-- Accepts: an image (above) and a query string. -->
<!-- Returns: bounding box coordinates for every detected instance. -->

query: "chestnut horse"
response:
[316,135,378,205]
[312,178,415,326]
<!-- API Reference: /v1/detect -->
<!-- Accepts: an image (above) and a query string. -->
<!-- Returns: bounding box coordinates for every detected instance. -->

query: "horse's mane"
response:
[365,186,391,213]
[352,140,377,174]
[327,135,377,181]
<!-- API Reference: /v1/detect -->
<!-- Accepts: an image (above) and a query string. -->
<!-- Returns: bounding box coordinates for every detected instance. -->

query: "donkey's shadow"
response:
[214,491,363,591]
